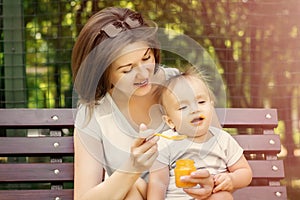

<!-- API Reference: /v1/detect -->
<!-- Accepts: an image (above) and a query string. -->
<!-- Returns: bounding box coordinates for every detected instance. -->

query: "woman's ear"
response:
[162,115,175,129]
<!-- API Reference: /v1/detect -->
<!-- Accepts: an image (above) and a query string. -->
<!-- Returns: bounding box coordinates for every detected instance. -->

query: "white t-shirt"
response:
[156,127,244,199]
[74,67,180,178]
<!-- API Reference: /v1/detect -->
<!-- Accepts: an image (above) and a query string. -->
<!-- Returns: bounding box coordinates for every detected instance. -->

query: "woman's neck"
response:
[131,89,162,127]
[110,87,162,129]
[109,68,166,129]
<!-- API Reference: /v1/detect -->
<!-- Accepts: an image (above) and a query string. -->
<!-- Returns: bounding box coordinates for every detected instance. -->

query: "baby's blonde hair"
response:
[159,66,215,113]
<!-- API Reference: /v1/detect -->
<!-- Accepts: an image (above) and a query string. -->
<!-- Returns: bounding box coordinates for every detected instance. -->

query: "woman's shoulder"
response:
[77,94,115,120]
[74,103,102,138]
[75,93,112,121]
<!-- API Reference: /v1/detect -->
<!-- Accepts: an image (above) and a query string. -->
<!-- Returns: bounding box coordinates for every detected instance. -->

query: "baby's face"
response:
[163,76,213,138]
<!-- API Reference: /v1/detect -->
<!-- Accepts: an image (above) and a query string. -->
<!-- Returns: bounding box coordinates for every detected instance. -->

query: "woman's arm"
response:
[213,155,252,193]
[74,128,159,200]
[74,129,104,200]
[147,162,170,200]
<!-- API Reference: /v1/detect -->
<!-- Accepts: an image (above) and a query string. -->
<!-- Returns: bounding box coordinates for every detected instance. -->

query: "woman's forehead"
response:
[111,42,150,66]
[118,41,149,57]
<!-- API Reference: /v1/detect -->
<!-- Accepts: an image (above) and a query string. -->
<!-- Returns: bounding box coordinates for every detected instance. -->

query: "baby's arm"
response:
[147,161,170,200]
[213,155,252,193]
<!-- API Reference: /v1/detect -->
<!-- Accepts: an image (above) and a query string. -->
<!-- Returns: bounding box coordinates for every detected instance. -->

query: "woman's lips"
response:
[134,79,148,87]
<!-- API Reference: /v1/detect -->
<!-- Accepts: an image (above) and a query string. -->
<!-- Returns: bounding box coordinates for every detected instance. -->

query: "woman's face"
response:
[109,42,156,97]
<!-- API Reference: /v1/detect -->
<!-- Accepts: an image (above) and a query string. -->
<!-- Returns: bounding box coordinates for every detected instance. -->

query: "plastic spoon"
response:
[154,133,187,140]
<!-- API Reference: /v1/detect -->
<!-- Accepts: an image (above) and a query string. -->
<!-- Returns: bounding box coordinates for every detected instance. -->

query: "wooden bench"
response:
[0,108,287,200]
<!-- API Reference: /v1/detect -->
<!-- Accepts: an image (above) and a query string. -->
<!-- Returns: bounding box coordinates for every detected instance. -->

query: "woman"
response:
[72,7,214,200]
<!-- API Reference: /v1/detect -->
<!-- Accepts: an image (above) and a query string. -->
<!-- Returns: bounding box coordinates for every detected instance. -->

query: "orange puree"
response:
[174,159,197,188]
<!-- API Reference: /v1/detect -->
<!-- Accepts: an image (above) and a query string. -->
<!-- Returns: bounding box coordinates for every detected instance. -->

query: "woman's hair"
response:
[72,7,160,105]
[159,66,215,111]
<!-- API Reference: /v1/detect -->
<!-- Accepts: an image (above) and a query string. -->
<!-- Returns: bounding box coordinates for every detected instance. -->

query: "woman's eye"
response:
[123,67,133,73]
[142,55,151,61]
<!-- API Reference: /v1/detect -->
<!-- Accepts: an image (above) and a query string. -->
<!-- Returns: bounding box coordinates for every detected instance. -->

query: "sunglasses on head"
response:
[101,13,144,38]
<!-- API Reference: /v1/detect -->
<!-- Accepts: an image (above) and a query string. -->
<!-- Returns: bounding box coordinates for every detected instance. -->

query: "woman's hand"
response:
[128,123,159,173]
[181,169,214,200]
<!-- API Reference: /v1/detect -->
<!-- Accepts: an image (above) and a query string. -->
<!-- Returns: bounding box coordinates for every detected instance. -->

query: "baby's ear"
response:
[162,115,175,129]
[210,100,215,106]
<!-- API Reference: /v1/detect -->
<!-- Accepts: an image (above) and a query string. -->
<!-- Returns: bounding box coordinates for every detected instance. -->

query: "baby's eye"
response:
[178,106,187,110]
[198,100,206,104]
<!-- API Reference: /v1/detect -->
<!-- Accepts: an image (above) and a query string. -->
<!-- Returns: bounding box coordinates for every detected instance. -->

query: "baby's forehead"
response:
[163,76,207,100]
[167,76,206,91]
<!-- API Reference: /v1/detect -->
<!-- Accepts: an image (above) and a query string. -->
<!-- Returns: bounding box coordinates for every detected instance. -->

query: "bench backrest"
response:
[0,108,287,200]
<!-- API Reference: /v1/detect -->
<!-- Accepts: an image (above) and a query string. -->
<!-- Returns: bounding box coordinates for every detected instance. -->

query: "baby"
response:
[147,67,252,200]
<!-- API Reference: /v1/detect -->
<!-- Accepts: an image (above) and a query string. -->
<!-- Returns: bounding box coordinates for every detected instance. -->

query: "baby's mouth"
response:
[190,115,206,124]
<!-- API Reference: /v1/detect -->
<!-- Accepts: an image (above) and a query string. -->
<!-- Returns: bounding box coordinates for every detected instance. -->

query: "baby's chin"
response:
[181,129,209,140]
[180,132,203,138]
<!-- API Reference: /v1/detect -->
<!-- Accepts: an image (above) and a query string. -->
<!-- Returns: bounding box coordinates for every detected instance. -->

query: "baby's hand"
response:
[213,173,234,193]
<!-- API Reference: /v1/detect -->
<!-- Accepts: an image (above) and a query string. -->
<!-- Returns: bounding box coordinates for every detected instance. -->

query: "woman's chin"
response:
[133,84,152,96]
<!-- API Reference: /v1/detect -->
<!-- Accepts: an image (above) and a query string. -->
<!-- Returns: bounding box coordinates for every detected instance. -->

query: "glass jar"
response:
[174,159,197,188]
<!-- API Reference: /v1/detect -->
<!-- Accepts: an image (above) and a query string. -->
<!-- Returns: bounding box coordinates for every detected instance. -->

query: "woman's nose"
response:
[135,64,149,78]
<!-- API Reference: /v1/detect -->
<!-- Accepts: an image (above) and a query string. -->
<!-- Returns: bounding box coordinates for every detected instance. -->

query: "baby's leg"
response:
[124,178,147,200]
[207,191,233,200]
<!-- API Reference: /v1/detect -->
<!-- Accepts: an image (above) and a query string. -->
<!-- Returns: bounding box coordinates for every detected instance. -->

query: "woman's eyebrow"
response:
[144,48,151,56]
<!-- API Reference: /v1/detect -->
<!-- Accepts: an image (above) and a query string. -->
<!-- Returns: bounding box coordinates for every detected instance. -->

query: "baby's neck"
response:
[188,130,213,143]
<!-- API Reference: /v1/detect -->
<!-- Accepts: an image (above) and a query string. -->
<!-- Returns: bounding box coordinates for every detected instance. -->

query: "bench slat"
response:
[0,189,73,200]
[0,161,284,183]
[0,161,283,182]
[0,109,75,128]
[0,135,281,156]
[0,108,278,128]
[0,137,74,156]
[233,134,281,153]
[0,163,74,182]
[248,160,285,179]
[233,186,287,199]
[216,108,278,128]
